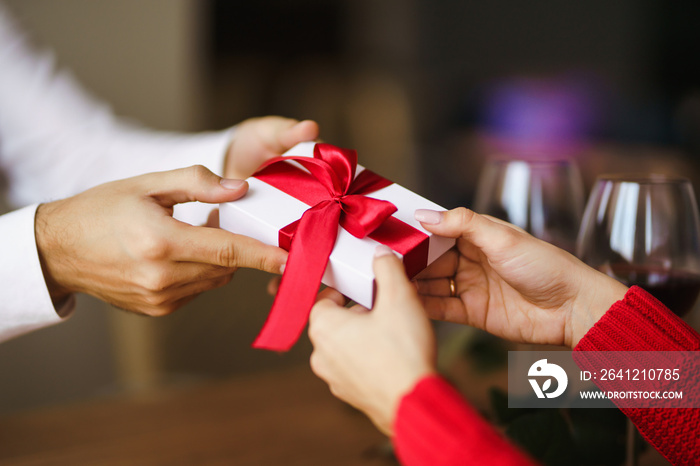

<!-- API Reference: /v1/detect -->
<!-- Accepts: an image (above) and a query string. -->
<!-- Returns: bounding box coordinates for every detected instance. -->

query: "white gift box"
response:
[219,142,455,308]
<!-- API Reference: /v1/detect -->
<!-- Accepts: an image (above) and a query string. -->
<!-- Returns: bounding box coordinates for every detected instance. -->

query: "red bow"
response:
[252,143,398,351]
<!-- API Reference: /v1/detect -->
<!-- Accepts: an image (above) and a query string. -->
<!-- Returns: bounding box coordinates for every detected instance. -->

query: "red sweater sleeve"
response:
[393,286,700,466]
[393,375,537,466]
[574,286,700,466]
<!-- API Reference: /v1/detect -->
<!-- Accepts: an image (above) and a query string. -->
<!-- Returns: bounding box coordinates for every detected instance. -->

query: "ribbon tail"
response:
[252,202,342,351]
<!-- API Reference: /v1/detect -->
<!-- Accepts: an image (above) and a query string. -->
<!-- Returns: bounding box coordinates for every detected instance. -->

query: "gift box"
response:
[220,142,455,351]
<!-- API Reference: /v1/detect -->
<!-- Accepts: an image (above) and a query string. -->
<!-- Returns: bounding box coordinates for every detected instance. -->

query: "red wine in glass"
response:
[578,174,700,321]
[600,263,700,317]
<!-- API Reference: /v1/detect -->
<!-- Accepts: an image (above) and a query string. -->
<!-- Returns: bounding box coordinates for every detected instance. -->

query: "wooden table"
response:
[0,367,392,465]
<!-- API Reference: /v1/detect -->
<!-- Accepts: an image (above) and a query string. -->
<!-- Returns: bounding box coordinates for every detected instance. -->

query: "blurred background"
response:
[2,0,700,420]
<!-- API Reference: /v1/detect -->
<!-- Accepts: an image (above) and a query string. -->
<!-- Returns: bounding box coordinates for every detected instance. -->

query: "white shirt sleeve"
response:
[0,4,234,342]
[0,204,75,342]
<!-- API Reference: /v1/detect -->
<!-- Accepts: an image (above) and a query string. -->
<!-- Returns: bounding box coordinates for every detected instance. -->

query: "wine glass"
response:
[577,174,700,318]
[576,174,700,466]
[474,157,585,253]
[473,157,585,356]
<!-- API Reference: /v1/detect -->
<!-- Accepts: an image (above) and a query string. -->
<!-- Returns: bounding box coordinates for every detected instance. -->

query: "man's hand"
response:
[224,116,319,180]
[413,208,629,347]
[35,165,287,316]
[308,246,436,435]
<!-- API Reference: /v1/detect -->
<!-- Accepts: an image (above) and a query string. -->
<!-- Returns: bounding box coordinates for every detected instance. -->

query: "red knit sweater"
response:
[393,286,700,466]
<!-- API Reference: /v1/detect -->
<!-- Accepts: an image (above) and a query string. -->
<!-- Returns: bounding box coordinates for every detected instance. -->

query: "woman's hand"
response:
[413,208,629,348]
[308,246,436,435]
[224,116,319,180]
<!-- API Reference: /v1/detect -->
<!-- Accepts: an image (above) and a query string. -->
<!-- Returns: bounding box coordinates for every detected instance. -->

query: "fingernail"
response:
[415,209,442,225]
[220,179,246,189]
[374,245,394,258]
[279,263,286,274]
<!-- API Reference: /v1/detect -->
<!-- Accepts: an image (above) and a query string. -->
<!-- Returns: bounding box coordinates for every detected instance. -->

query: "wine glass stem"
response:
[626,418,638,466]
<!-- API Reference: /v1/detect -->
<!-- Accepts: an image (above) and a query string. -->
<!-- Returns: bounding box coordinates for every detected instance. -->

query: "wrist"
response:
[567,268,628,348]
[35,202,73,304]
[380,364,436,435]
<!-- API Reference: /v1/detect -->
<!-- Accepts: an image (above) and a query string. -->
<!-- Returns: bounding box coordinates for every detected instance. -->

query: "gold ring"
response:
[449,278,456,297]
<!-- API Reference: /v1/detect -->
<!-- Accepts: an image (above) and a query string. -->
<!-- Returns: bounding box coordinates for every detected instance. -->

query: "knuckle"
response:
[139,308,160,317]
[307,319,322,343]
[308,299,329,321]
[140,304,168,317]
[143,292,167,308]
[328,384,343,399]
[308,312,330,343]
[147,307,172,317]
[454,207,475,227]
[133,231,169,261]
[188,164,211,183]
[141,268,172,292]
[147,300,179,317]
[159,302,180,316]
[216,243,238,268]
[309,352,324,376]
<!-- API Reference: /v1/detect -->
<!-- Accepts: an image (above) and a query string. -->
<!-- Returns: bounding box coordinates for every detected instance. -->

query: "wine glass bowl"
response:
[577,174,700,317]
[474,158,584,252]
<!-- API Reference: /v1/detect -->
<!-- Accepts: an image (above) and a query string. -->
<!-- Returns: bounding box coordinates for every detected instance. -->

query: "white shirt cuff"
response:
[0,204,74,342]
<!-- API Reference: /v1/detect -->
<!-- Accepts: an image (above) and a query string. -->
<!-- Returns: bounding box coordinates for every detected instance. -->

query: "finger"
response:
[141,294,199,317]
[141,262,233,291]
[140,275,232,316]
[416,207,523,256]
[267,276,281,296]
[239,117,320,156]
[347,303,370,314]
[316,287,347,306]
[169,273,234,298]
[415,278,454,297]
[413,249,459,279]
[308,293,349,330]
[204,208,220,228]
[140,165,250,207]
[277,119,320,151]
[372,245,416,309]
[418,295,469,324]
[170,226,287,273]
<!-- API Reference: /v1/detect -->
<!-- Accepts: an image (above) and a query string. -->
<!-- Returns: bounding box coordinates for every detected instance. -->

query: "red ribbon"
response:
[252,143,428,351]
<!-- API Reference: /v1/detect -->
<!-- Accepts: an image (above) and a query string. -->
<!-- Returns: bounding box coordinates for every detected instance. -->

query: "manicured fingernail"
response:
[374,245,395,258]
[415,209,442,225]
[279,263,286,274]
[220,179,246,189]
